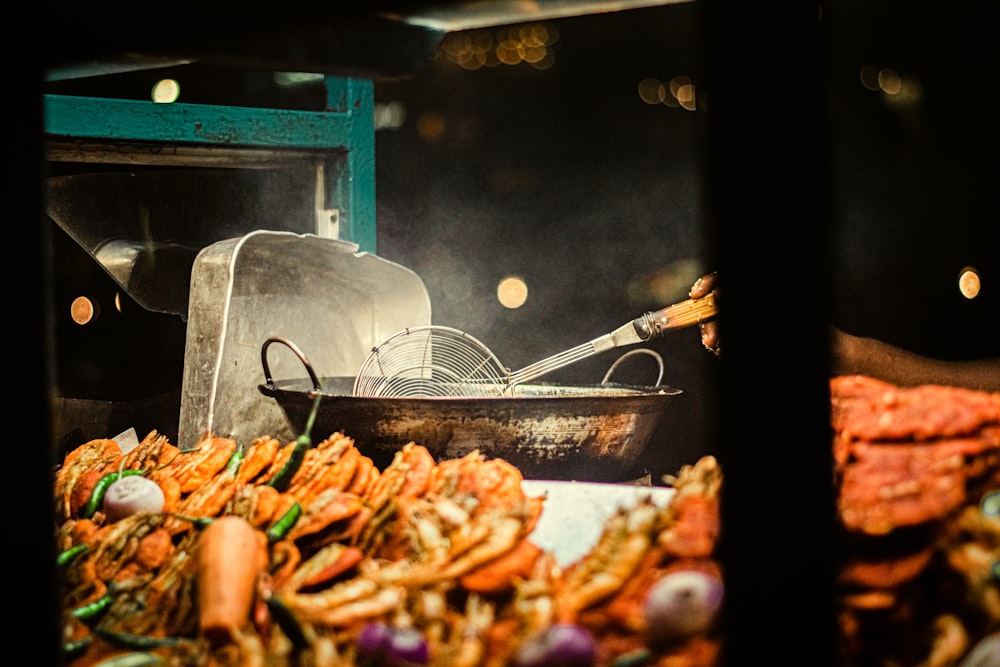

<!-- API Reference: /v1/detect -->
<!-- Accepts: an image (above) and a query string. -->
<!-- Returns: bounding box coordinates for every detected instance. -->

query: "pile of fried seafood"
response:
[55,427,723,666]
[54,375,999,667]
[832,375,999,667]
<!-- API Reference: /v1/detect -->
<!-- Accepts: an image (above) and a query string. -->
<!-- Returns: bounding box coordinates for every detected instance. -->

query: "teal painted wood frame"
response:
[44,75,377,254]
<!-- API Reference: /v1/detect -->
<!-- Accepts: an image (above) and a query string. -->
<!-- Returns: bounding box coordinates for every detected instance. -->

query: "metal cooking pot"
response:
[258,337,681,481]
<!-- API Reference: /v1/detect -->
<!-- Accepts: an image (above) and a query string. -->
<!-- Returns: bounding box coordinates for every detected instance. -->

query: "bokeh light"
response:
[497,276,529,309]
[416,111,447,142]
[438,22,559,71]
[877,68,902,95]
[375,101,407,131]
[636,75,696,110]
[638,77,667,105]
[859,65,923,109]
[958,267,981,299]
[71,296,97,325]
[151,78,180,103]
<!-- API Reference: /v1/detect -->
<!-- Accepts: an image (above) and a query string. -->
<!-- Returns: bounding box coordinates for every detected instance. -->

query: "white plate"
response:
[521,480,675,568]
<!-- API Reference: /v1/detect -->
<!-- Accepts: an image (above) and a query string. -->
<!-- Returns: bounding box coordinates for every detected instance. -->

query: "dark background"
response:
[824,0,999,361]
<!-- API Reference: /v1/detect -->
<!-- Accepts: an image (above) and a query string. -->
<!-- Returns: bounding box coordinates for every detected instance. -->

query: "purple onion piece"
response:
[514,623,597,667]
[642,569,724,644]
[356,622,428,666]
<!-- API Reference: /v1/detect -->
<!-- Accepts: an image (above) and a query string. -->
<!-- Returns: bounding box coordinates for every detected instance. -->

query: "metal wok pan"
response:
[258,337,682,481]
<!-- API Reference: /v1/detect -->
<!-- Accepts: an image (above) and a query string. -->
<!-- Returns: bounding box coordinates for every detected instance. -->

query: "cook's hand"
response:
[689,272,721,357]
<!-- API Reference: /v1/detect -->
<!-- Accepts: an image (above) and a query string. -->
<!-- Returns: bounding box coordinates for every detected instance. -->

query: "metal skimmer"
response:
[353,291,718,398]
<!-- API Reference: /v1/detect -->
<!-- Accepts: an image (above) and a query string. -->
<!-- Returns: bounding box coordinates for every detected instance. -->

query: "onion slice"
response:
[102,475,165,522]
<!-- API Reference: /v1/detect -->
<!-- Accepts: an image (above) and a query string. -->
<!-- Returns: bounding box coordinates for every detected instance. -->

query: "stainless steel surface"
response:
[353,292,716,398]
[46,169,322,317]
[180,231,431,449]
[382,0,694,31]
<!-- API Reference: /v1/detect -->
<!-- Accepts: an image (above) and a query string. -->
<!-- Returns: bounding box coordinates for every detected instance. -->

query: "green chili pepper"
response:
[267,502,302,544]
[169,514,215,530]
[72,592,113,623]
[613,647,653,667]
[81,469,147,519]
[265,594,311,649]
[267,442,307,492]
[224,447,245,475]
[93,627,182,650]
[267,393,322,492]
[63,635,92,656]
[94,653,166,667]
[57,544,89,568]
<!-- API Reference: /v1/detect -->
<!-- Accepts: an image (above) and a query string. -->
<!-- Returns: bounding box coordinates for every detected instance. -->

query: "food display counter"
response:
[32,2,998,666]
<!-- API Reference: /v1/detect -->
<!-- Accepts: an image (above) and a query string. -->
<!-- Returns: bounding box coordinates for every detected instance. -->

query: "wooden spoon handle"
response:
[645,290,719,334]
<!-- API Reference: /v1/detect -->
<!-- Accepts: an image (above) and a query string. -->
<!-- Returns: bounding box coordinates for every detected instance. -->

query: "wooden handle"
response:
[648,290,718,333]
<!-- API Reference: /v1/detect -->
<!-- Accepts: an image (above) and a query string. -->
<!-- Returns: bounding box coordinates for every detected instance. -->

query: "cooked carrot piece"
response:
[196,515,267,647]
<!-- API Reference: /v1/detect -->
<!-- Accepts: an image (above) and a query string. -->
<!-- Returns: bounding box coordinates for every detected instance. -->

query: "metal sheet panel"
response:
[179,230,431,449]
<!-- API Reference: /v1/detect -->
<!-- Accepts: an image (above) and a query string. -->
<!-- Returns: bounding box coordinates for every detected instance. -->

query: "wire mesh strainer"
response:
[353,290,718,398]
[352,326,510,398]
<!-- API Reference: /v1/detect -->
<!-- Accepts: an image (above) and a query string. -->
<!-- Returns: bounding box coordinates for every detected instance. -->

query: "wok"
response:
[258,337,681,481]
